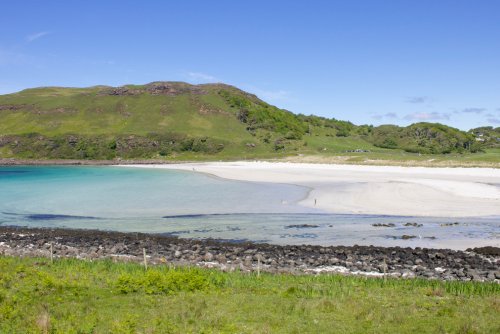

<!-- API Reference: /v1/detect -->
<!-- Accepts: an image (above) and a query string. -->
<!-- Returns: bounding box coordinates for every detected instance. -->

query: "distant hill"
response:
[370,123,480,154]
[0,82,485,160]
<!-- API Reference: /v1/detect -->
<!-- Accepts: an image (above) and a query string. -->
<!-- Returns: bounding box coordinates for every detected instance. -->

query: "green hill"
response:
[469,126,500,148]
[370,123,480,154]
[0,82,487,160]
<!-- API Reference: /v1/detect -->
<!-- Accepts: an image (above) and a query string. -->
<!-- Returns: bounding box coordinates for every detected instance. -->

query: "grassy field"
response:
[170,147,500,167]
[1,256,499,333]
[280,148,500,168]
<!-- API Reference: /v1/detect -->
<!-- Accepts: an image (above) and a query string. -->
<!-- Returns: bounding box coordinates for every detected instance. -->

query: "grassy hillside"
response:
[1,256,499,333]
[370,123,481,154]
[0,82,493,161]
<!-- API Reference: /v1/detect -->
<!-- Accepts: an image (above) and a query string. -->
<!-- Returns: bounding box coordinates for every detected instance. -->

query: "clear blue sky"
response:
[1,0,499,130]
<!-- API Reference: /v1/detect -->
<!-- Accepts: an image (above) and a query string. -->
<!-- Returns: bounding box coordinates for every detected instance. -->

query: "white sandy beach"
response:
[124,162,500,218]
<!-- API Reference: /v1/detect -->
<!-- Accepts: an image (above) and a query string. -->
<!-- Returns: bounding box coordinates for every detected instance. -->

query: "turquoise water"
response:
[0,166,312,217]
[0,166,498,249]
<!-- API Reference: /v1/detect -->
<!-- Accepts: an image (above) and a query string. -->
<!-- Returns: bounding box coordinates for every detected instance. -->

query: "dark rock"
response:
[203,252,214,262]
[422,271,435,278]
[372,223,396,227]
[467,270,482,281]
[467,246,500,257]
[403,222,423,227]
[1,225,498,282]
[486,272,496,280]
[441,222,460,227]
[244,256,253,267]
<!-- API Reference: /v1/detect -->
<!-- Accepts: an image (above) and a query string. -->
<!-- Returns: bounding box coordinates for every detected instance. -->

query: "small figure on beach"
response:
[314,198,317,206]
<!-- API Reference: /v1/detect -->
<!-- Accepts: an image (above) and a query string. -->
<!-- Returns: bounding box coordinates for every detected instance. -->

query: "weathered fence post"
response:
[257,254,261,278]
[383,257,387,283]
[50,243,53,264]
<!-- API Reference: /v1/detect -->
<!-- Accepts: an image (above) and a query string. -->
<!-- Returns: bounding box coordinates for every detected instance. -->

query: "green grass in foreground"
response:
[0,256,499,333]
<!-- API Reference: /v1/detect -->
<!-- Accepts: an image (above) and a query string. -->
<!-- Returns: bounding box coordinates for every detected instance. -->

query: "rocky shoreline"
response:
[0,226,498,282]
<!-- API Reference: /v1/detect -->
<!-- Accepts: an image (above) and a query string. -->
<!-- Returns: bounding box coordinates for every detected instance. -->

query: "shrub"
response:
[115,268,211,295]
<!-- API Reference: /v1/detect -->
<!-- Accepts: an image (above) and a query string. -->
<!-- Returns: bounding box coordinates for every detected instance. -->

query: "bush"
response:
[0,133,228,159]
[219,89,307,141]
[115,268,212,295]
[369,122,477,154]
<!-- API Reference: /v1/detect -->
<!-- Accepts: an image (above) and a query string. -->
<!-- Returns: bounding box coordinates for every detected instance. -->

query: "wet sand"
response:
[124,162,500,218]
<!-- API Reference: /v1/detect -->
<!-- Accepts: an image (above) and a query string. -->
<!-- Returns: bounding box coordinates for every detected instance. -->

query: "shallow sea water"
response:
[0,166,498,249]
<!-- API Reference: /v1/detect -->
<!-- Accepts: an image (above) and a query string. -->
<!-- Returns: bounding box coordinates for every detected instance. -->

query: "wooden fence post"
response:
[50,243,53,264]
[143,248,148,270]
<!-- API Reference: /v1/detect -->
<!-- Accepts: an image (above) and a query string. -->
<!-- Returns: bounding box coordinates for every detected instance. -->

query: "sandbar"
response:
[122,162,500,218]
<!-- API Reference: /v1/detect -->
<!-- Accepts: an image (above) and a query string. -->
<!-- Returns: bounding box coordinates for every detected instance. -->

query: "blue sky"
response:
[1,1,499,130]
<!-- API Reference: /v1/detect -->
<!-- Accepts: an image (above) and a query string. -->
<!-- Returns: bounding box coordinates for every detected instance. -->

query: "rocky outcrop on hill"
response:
[0,104,29,111]
[99,82,207,96]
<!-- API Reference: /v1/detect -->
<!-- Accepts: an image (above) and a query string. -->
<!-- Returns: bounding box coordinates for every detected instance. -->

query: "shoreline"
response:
[121,161,500,218]
[0,158,178,166]
[1,225,498,281]
[1,156,499,168]
[2,159,499,248]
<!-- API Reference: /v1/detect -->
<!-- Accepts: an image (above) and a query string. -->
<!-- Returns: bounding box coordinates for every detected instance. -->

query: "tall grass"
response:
[1,256,499,333]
